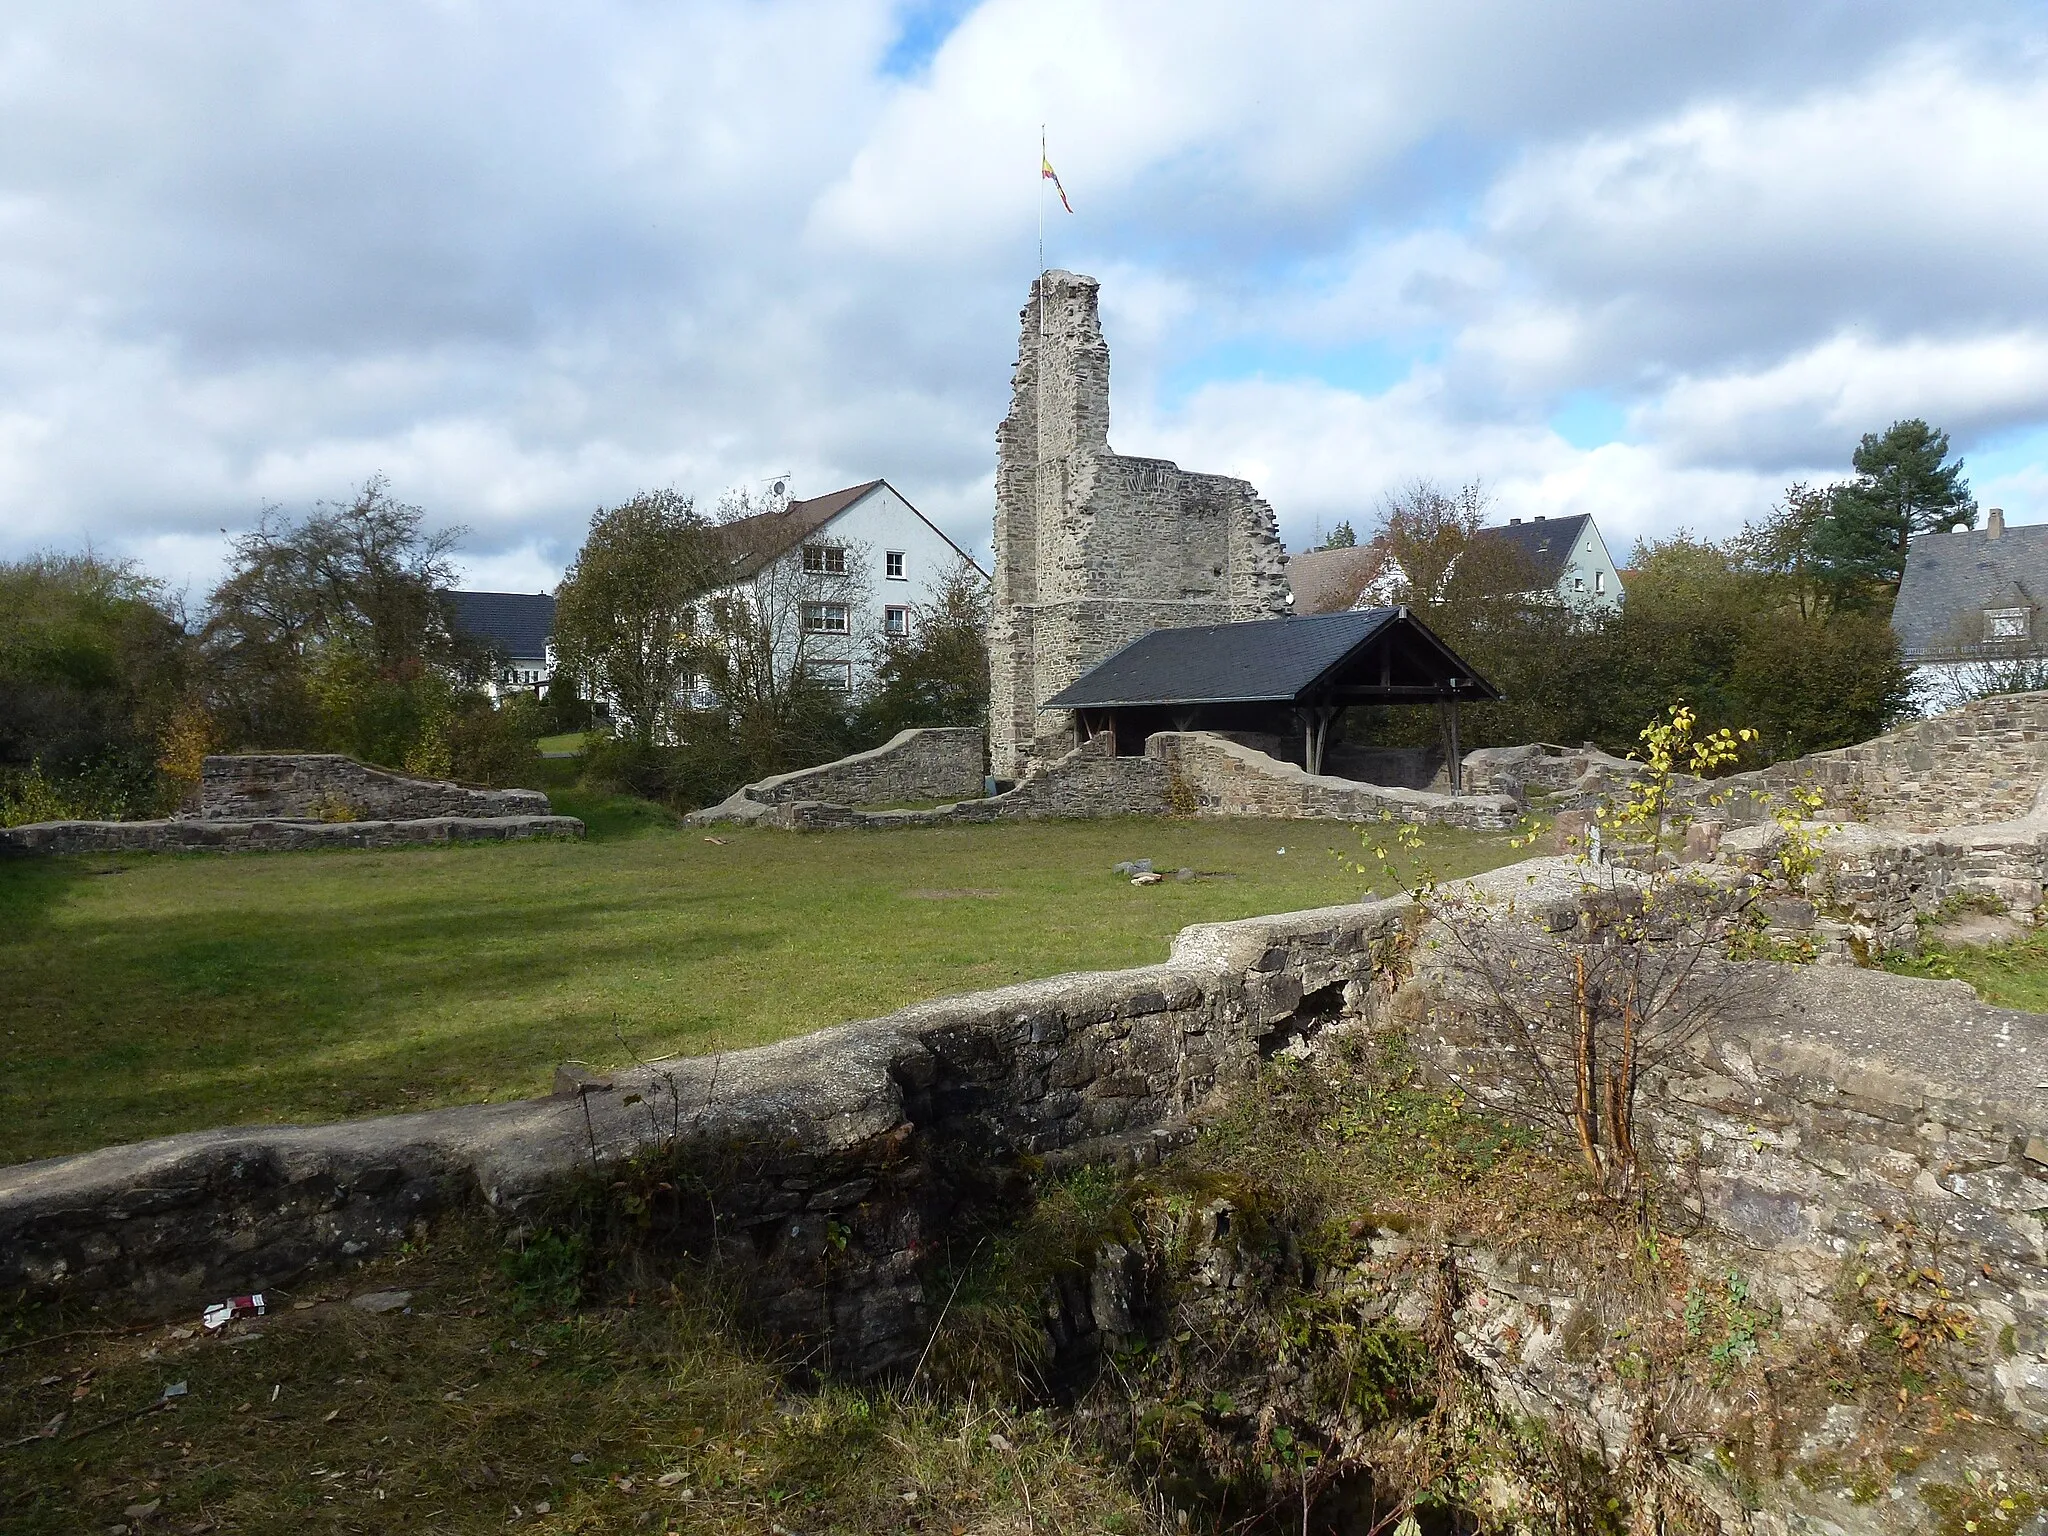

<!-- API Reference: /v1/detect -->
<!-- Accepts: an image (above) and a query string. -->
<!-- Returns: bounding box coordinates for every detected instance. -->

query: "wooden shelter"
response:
[1040,607,1500,788]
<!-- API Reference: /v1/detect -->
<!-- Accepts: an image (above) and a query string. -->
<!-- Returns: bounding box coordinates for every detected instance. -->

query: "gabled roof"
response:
[447,591,554,660]
[718,479,988,583]
[1041,608,1499,710]
[1286,542,1396,615]
[1894,522,2048,658]
[1470,513,1595,585]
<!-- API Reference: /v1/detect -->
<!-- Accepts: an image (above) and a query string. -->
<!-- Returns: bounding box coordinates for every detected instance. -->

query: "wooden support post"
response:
[1448,698,1462,794]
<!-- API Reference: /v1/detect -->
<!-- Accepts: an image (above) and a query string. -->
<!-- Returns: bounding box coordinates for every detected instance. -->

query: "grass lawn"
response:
[1884,927,2048,1012]
[0,802,1521,1166]
[535,731,588,755]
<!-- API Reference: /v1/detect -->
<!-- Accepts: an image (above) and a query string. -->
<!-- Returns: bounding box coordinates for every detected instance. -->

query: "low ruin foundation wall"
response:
[1149,731,1519,830]
[1800,823,2048,954]
[691,727,986,824]
[721,732,1514,832]
[201,754,550,821]
[0,814,585,857]
[713,735,1177,830]
[1701,691,2048,830]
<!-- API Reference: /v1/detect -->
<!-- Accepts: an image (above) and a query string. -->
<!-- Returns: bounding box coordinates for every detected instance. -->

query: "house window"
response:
[803,602,849,633]
[805,659,852,691]
[1571,575,1585,592]
[1594,570,1606,594]
[885,550,906,580]
[1986,607,2031,641]
[884,605,911,637]
[802,544,847,575]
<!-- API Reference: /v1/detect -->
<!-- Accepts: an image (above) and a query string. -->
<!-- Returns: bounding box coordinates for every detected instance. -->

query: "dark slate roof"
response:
[448,591,555,660]
[1470,513,1593,585]
[1894,523,2048,659]
[1041,608,1495,709]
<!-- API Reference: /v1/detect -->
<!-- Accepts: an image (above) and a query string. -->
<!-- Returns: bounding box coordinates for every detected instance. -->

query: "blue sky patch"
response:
[880,0,979,78]
[1548,391,1629,450]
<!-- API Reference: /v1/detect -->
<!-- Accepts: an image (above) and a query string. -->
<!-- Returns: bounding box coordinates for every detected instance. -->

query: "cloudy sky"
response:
[4,1,2046,596]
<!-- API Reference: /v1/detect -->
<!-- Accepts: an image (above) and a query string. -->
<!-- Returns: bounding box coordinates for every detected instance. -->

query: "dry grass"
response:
[0,1216,1149,1535]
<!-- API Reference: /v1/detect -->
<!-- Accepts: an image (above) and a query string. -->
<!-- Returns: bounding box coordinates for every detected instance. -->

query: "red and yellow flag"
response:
[1041,154,1073,214]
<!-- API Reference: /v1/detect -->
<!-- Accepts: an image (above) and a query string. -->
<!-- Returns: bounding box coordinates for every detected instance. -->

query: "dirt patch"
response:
[905,888,1007,900]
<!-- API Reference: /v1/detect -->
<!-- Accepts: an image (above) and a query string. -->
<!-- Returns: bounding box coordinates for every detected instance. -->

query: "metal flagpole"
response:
[1038,124,1046,275]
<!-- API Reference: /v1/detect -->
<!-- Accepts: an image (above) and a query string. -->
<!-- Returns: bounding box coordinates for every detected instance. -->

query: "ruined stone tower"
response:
[989,270,1290,778]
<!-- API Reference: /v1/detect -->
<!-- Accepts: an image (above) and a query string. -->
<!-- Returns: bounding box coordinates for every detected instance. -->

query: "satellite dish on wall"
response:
[772,479,787,498]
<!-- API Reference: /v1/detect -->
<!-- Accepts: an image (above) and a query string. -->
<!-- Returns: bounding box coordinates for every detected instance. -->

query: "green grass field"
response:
[1885,926,2048,1012]
[0,802,1521,1166]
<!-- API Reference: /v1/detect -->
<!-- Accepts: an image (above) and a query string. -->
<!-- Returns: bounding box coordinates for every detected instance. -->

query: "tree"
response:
[1851,417,1976,544]
[204,477,473,753]
[1727,607,1911,759]
[1730,482,1833,619]
[0,551,195,820]
[1317,520,1358,550]
[1805,419,1976,596]
[551,489,724,749]
[857,558,991,739]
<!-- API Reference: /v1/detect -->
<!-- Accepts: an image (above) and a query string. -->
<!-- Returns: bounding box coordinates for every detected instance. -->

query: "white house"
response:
[446,590,557,701]
[1285,512,1623,617]
[1471,513,1623,611]
[450,480,984,715]
[1891,507,2048,712]
[709,478,988,692]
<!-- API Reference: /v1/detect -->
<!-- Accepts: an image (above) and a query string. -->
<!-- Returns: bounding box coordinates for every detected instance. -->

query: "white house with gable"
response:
[713,478,988,691]
[1471,513,1623,611]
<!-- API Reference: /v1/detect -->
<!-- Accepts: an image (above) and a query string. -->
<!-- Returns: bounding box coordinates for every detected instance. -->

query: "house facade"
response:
[1891,508,2046,711]
[446,590,557,701]
[1285,513,1622,617]
[1471,513,1623,611]
[716,478,987,693]
[449,479,982,713]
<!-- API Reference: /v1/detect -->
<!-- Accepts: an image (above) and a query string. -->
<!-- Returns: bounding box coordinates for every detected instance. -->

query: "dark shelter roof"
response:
[1041,608,1499,710]
[1469,513,1592,585]
[1893,522,2048,659]
[448,591,555,660]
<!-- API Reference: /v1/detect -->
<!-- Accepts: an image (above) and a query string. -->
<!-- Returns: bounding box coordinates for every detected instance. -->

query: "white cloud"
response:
[0,0,2044,595]
[1130,373,1783,557]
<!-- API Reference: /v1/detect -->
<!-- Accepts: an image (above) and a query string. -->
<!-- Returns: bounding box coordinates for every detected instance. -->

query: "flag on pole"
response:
[1041,154,1074,214]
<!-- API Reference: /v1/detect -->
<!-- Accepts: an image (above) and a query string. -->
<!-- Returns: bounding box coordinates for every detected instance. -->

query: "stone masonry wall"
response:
[988,270,1291,779]
[1751,820,2048,956]
[688,728,985,825]
[0,815,584,857]
[742,736,1176,831]
[1410,934,2048,1432]
[201,754,550,821]
[1150,732,1520,830]
[1701,690,2048,830]
[712,732,1513,832]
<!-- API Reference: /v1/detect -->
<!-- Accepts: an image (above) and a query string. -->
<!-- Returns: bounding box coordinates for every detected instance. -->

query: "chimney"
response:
[1509,517,1523,525]
[1532,514,1546,521]
[1988,507,2006,539]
